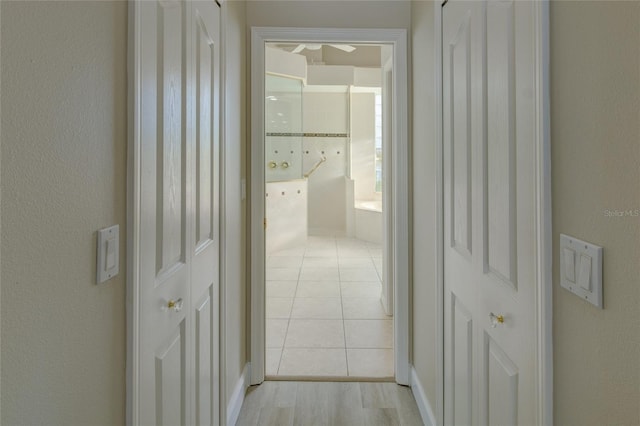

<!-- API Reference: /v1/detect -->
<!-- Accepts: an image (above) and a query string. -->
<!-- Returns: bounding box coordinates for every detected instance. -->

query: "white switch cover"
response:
[97,225,119,284]
[563,247,575,282]
[560,234,603,308]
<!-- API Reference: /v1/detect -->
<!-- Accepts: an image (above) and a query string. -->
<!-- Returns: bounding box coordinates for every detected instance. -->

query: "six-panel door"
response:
[443,1,538,424]
[138,1,220,424]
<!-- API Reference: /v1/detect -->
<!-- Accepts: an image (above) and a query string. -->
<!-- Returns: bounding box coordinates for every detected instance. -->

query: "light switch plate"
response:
[97,225,119,284]
[560,234,603,308]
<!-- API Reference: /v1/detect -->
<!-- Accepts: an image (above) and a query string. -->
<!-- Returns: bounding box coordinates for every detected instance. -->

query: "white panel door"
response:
[136,1,220,425]
[443,1,537,425]
[189,2,221,426]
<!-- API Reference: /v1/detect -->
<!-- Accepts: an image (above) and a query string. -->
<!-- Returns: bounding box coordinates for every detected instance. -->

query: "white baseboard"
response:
[410,365,437,426]
[226,363,250,426]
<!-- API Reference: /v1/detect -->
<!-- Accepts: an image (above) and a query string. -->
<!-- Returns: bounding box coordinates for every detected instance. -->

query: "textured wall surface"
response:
[410,0,440,417]
[551,2,640,424]
[1,2,127,424]
[222,0,248,409]
[246,0,411,30]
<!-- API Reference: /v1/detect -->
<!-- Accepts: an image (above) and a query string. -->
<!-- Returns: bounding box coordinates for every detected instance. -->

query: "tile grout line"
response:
[337,236,351,377]
[276,250,303,375]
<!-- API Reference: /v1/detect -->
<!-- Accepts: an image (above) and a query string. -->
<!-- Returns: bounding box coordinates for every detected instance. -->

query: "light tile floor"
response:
[266,236,393,378]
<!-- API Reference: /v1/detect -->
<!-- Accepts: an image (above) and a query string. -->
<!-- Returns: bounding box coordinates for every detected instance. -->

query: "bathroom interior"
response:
[264,42,394,378]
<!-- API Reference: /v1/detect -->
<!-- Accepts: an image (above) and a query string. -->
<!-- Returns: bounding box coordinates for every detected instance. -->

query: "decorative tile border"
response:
[266,132,349,138]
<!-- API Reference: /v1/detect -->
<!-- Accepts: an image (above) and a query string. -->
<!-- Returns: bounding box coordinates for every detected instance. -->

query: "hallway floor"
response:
[266,236,393,378]
[235,381,423,426]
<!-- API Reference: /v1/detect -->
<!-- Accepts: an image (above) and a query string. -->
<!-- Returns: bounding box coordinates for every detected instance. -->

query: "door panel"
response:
[195,291,213,426]
[157,0,186,275]
[190,2,221,425]
[449,12,472,256]
[444,1,537,425]
[155,323,187,426]
[483,334,519,426]
[195,13,214,247]
[452,295,473,426]
[137,1,220,424]
[485,0,517,286]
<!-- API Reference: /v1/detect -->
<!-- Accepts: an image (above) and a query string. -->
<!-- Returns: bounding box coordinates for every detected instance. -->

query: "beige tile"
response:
[279,348,347,376]
[267,256,303,268]
[373,258,383,278]
[347,349,394,377]
[291,298,343,319]
[337,247,371,257]
[306,236,336,248]
[340,281,382,298]
[338,257,374,268]
[302,256,339,268]
[304,247,337,257]
[340,267,380,282]
[265,348,282,376]
[342,297,389,319]
[285,319,345,348]
[267,281,298,298]
[266,268,300,281]
[299,267,339,281]
[368,248,383,258]
[271,246,306,257]
[266,319,289,348]
[295,281,340,298]
[345,320,393,348]
[336,238,369,248]
[266,298,293,319]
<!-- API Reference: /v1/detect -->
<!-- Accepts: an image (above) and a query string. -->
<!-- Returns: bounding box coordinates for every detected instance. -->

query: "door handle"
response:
[489,312,505,328]
[167,298,183,312]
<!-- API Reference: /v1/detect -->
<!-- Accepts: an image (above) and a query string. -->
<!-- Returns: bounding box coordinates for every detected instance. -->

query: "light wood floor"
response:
[235,381,424,426]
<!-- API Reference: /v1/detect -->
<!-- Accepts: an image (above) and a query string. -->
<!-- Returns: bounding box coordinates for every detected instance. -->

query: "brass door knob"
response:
[167,298,183,312]
[489,312,504,328]
[268,161,277,169]
[281,161,290,169]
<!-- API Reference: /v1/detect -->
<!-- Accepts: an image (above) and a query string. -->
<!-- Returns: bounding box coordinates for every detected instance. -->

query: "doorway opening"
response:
[263,42,393,378]
[250,27,410,385]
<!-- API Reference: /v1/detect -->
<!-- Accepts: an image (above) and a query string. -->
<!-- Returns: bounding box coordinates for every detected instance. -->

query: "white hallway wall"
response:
[0,1,248,424]
[410,0,440,416]
[550,2,640,424]
[1,2,127,424]
[222,0,248,415]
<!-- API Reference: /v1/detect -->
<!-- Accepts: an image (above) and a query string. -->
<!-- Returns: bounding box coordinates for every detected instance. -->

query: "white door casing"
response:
[443,1,551,425]
[381,57,394,316]
[250,27,410,385]
[127,1,221,425]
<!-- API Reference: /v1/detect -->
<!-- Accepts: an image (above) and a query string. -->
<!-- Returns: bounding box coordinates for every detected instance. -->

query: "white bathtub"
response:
[354,200,383,244]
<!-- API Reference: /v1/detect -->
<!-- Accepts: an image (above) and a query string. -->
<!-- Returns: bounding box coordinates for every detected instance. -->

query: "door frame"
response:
[434,1,553,424]
[249,27,410,385]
